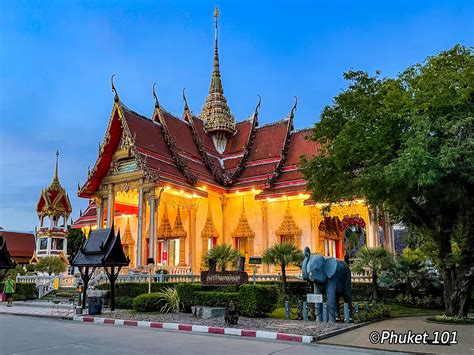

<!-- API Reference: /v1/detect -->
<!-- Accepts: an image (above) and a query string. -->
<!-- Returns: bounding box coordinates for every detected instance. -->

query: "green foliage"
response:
[193,291,239,308]
[203,244,239,271]
[14,283,36,300]
[133,293,167,312]
[154,287,180,313]
[353,303,391,323]
[394,294,443,309]
[115,296,135,309]
[34,256,67,275]
[67,227,84,258]
[238,284,279,317]
[262,243,304,294]
[302,45,474,316]
[351,247,392,300]
[175,283,202,312]
[96,282,178,298]
[426,315,474,324]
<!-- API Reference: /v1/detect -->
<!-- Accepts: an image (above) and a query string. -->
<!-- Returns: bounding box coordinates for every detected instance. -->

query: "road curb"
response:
[73,315,314,343]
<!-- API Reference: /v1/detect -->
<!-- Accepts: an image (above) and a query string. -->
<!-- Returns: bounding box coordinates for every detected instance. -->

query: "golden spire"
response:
[49,150,62,191]
[157,205,172,238]
[200,6,236,151]
[171,207,187,238]
[231,199,255,239]
[201,203,219,239]
[122,218,135,246]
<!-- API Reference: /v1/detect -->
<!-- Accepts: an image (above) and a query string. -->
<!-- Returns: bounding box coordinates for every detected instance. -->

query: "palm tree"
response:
[203,244,239,272]
[352,246,392,300]
[263,243,304,294]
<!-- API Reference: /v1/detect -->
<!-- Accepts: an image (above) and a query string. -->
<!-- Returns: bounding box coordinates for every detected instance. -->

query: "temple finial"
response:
[290,96,298,118]
[153,82,160,109]
[111,74,119,102]
[54,149,59,181]
[183,88,189,111]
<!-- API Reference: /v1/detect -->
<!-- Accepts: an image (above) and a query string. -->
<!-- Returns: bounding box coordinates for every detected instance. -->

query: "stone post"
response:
[96,197,104,229]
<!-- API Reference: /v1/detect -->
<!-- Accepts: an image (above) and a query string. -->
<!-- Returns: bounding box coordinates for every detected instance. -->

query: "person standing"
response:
[4,275,15,307]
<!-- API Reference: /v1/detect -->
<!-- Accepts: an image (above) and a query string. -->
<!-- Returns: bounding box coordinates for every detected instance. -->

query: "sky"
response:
[0,0,473,231]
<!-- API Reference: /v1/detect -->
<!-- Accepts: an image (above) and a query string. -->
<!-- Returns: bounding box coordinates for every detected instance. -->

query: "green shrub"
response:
[353,303,391,323]
[394,294,443,309]
[238,284,279,317]
[115,296,135,309]
[176,283,202,312]
[16,283,36,300]
[193,291,239,307]
[155,288,180,313]
[426,315,474,324]
[133,293,167,312]
[97,282,178,298]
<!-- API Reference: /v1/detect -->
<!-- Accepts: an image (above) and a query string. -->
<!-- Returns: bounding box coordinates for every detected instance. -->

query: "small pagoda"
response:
[36,151,72,259]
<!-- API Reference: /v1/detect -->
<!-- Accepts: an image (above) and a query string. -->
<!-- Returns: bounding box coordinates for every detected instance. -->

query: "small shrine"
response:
[35,151,72,258]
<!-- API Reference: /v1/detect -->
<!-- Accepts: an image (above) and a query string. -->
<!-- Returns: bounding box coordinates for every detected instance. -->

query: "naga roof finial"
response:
[153,82,160,109]
[111,74,119,102]
[183,88,189,111]
[290,96,298,119]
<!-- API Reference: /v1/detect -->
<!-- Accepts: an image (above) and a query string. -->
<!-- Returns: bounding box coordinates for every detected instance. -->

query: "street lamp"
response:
[76,280,84,314]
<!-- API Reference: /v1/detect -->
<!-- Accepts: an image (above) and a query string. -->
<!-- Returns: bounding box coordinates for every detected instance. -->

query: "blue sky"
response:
[0,0,472,231]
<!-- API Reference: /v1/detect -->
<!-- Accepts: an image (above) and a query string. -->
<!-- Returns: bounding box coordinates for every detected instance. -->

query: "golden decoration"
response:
[201,204,219,240]
[276,202,302,246]
[171,207,187,238]
[231,202,255,239]
[157,204,172,239]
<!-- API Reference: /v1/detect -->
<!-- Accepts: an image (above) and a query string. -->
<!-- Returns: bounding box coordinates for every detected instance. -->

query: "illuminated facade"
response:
[72,8,394,273]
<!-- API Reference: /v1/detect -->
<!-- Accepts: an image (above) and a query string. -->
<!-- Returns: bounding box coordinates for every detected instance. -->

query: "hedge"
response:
[238,284,279,317]
[115,296,135,309]
[133,293,167,312]
[15,283,36,300]
[97,282,179,298]
[193,291,239,308]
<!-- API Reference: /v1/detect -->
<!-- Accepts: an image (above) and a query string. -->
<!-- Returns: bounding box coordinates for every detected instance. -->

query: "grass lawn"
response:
[268,304,441,320]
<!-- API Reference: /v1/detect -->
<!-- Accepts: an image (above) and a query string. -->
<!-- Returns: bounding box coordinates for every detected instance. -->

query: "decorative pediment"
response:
[171,207,187,239]
[276,203,302,238]
[122,218,135,246]
[157,205,172,239]
[231,203,255,239]
[201,204,219,239]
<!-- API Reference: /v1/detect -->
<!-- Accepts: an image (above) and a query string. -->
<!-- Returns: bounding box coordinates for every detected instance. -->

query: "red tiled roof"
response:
[78,100,320,198]
[1,231,35,263]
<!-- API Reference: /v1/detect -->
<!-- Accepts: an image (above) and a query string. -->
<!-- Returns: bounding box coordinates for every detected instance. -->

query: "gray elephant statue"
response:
[301,246,351,322]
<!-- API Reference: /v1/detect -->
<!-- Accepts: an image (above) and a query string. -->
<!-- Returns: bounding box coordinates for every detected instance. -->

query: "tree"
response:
[203,244,239,272]
[352,246,392,300]
[302,45,473,316]
[67,227,84,259]
[263,243,304,294]
[35,256,67,275]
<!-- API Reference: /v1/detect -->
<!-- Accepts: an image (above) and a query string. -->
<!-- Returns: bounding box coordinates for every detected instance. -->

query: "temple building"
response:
[72,8,394,273]
[35,151,72,259]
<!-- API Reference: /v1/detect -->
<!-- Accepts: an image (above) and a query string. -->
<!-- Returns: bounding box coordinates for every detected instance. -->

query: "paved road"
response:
[320,315,474,354]
[0,315,400,355]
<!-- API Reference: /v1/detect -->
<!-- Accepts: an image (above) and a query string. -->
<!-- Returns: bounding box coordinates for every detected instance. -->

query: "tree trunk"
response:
[372,271,379,301]
[281,263,287,295]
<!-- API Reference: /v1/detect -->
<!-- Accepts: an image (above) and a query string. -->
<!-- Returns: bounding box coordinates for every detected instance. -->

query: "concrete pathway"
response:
[319,315,474,354]
[0,302,74,319]
[0,314,403,354]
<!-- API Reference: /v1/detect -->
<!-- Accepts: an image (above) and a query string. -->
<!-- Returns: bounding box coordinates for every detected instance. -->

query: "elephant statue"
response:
[301,246,352,322]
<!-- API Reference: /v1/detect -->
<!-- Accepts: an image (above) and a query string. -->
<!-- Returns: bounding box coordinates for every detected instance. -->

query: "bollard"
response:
[316,303,323,322]
[354,303,359,314]
[285,301,290,320]
[364,302,369,311]
[303,302,308,321]
[344,303,350,323]
[322,303,328,322]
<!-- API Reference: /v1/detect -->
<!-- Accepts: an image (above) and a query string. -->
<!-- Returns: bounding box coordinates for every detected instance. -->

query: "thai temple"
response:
[35,151,72,260]
[72,7,395,273]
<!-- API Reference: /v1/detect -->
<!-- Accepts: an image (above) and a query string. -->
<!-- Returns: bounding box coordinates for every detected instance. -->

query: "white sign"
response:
[306,294,323,303]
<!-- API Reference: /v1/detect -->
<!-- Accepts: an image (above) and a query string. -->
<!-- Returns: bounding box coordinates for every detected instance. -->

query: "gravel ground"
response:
[95,310,350,336]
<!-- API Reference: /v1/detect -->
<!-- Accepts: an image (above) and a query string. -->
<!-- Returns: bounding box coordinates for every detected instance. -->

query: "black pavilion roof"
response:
[71,226,129,267]
[0,235,15,269]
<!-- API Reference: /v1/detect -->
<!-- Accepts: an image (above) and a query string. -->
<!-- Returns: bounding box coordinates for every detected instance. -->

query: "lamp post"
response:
[147,258,155,294]
[76,280,84,314]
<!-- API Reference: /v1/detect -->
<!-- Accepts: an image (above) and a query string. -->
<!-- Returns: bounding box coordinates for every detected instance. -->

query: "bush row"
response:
[352,303,391,323]
[97,282,179,298]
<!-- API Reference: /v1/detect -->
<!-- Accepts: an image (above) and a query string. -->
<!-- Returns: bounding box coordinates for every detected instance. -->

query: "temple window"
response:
[52,238,64,251]
[231,201,255,260]
[39,238,48,250]
[275,203,302,247]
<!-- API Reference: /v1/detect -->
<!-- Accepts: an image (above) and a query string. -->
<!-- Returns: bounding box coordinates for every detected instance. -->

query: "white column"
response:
[96,197,103,229]
[136,186,144,266]
[106,185,115,228]
[47,238,52,255]
[148,195,156,262]
[367,207,379,248]
[64,238,68,255]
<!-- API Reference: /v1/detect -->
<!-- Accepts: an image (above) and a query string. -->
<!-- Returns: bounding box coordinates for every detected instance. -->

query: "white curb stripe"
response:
[163,322,179,330]
[224,328,242,336]
[138,321,150,328]
[115,319,124,326]
[256,330,277,339]
[302,336,313,343]
[192,325,209,333]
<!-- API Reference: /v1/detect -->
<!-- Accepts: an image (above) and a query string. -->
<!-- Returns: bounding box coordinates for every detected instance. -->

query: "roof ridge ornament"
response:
[111,74,119,103]
[183,88,190,112]
[153,82,160,109]
[290,96,297,120]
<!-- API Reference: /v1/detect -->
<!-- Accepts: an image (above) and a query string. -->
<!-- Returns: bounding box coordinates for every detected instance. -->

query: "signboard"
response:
[248,256,262,265]
[53,278,59,290]
[201,271,248,286]
[306,293,323,303]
